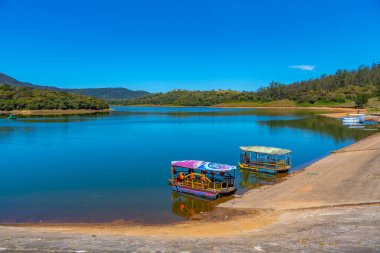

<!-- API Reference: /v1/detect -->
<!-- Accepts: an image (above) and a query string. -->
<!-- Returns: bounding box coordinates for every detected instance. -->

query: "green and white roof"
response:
[240,146,291,155]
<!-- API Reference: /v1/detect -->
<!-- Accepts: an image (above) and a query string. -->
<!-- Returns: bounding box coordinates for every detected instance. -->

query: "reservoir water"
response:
[0,106,377,223]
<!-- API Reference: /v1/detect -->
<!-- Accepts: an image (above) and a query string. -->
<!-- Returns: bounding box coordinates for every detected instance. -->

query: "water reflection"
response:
[0,126,15,140]
[17,112,109,123]
[170,171,288,219]
[239,171,274,189]
[258,115,378,142]
[171,192,216,218]
[112,107,325,118]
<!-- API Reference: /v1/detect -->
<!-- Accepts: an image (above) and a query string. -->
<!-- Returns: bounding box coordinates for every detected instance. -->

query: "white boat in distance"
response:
[342,114,365,125]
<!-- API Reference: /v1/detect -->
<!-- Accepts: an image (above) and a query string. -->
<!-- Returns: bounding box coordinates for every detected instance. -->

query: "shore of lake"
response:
[1,205,378,252]
[0,132,379,251]
[0,105,365,117]
[219,132,380,210]
[0,109,110,116]
[217,106,361,111]
[125,103,359,110]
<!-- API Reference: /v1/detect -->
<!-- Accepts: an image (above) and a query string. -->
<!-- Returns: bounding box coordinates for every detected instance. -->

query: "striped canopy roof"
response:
[171,160,236,172]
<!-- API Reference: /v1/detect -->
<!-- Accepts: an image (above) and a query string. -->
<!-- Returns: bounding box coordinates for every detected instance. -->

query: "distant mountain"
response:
[0,72,149,100]
[67,88,149,100]
[0,72,60,91]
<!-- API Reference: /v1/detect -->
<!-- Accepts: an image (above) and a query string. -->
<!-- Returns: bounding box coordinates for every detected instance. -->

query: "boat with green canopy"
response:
[238,146,291,174]
[7,114,17,120]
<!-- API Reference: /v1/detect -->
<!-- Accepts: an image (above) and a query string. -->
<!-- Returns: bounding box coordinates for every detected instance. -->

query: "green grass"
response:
[215,99,297,107]
[295,100,355,108]
[368,97,380,113]
[216,99,358,108]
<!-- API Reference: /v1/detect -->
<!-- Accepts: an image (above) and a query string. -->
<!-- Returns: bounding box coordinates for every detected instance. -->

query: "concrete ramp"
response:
[219,133,380,210]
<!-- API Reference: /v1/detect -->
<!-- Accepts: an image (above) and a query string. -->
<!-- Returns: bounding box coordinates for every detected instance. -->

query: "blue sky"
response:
[1,0,380,92]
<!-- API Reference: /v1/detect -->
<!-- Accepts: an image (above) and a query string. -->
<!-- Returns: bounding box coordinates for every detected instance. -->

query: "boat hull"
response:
[171,185,236,200]
[172,186,218,199]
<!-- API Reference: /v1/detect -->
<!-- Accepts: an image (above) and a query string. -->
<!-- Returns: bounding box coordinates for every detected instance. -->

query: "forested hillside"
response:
[126,64,380,106]
[68,88,149,100]
[0,84,109,111]
[0,73,149,100]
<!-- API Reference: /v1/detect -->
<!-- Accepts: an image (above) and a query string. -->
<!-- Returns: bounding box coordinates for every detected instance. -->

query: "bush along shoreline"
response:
[0,84,109,111]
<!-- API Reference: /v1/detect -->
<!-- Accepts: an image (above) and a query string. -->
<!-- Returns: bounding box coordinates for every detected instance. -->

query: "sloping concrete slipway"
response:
[220,133,380,210]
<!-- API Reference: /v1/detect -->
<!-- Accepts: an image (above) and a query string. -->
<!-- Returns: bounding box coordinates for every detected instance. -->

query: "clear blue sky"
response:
[1,0,380,92]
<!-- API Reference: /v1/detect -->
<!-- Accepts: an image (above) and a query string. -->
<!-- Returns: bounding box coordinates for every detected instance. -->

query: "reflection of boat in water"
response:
[239,169,288,189]
[169,160,236,200]
[347,124,365,129]
[238,146,291,174]
[239,170,273,188]
[171,192,215,219]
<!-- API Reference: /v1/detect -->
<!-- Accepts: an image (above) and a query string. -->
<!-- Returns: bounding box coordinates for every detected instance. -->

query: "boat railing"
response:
[178,178,233,191]
[243,160,288,169]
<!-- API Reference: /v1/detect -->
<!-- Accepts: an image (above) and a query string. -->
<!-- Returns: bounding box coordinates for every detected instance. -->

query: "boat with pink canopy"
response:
[169,160,237,200]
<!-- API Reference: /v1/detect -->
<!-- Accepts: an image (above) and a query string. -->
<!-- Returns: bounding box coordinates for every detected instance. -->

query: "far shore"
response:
[118,104,369,118]
[2,105,365,117]
[215,105,365,112]
[122,103,365,111]
[0,108,111,116]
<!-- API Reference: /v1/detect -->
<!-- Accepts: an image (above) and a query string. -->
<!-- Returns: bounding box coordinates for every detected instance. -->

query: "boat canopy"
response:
[240,146,291,155]
[171,160,236,172]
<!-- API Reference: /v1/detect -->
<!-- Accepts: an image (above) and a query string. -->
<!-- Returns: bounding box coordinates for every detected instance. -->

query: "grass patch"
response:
[296,100,355,108]
[216,99,297,107]
[216,99,356,108]
[368,97,380,110]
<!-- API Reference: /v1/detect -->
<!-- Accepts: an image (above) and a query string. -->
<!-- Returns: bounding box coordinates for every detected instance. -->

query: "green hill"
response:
[0,73,149,100]
[0,84,108,111]
[67,88,149,100]
[126,63,380,107]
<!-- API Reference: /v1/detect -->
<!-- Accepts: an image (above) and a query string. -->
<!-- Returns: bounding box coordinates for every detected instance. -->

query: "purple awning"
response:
[171,160,236,172]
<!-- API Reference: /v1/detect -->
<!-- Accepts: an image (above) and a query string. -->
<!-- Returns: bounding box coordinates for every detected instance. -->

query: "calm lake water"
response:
[0,106,378,223]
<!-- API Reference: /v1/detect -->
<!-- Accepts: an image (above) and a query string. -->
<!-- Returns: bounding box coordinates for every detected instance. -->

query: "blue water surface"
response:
[0,106,376,223]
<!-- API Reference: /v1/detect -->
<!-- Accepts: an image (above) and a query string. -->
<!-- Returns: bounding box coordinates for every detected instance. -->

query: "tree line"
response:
[124,63,380,107]
[0,84,109,111]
